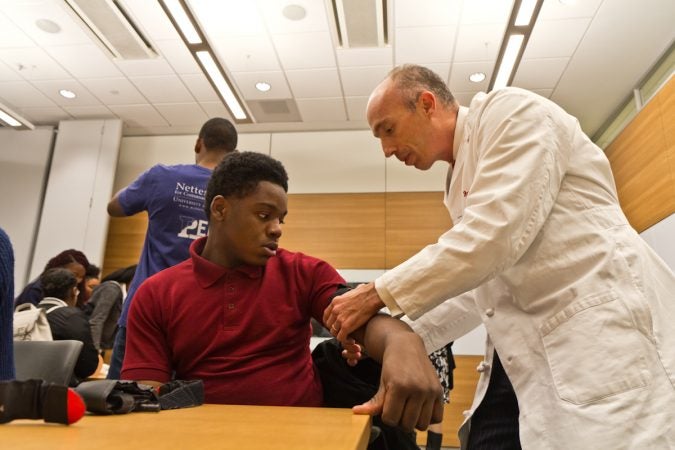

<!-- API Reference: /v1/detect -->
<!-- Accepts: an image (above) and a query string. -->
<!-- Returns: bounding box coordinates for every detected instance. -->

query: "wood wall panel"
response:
[385,192,452,268]
[101,192,453,274]
[416,355,482,448]
[281,193,386,269]
[605,75,675,232]
[101,214,147,278]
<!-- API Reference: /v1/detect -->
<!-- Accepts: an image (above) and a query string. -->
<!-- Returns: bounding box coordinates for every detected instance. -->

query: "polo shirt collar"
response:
[190,237,264,288]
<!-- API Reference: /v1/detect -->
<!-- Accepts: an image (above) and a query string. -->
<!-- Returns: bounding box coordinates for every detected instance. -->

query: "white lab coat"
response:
[383,88,675,449]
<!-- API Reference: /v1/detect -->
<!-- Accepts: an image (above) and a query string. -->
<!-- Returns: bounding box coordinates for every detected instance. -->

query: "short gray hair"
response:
[388,64,456,111]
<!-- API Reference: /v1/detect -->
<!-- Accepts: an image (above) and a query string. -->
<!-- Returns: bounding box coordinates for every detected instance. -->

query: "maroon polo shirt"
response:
[122,237,344,406]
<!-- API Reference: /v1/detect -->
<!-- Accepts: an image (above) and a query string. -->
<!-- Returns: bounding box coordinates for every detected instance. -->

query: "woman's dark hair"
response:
[40,268,77,301]
[204,151,288,217]
[44,249,90,272]
[86,264,101,279]
[102,265,137,285]
[43,249,91,306]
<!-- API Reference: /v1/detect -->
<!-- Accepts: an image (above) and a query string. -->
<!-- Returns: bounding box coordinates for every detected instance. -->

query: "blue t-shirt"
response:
[117,164,212,327]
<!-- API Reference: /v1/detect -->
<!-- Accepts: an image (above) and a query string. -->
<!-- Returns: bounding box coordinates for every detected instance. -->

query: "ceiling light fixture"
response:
[255,82,271,92]
[59,89,77,99]
[35,18,61,34]
[0,101,35,129]
[331,0,388,48]
[158,0,251,123]
[469,72,486,83]
[282,4,307,21]
[488,0,544,91]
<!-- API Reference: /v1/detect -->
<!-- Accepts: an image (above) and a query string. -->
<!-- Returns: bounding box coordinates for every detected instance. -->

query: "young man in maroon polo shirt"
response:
[122,151,442,431]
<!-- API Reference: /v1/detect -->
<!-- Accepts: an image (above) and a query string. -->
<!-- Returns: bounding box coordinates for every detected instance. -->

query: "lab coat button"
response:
[485,308,495,317]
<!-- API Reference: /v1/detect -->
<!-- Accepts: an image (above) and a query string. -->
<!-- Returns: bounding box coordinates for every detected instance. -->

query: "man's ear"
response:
[418,91,436,116]
[194,137,203,155]
[209,195,228,221]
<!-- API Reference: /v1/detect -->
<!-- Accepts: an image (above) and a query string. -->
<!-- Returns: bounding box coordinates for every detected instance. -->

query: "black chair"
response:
[13,340,83,385]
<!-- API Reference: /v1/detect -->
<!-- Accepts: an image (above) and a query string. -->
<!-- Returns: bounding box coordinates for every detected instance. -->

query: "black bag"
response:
[312,338,420,450]
[75,380,160,414]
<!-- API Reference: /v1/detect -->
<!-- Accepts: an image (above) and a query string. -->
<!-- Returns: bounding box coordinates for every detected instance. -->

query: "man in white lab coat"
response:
[324,64,675,449]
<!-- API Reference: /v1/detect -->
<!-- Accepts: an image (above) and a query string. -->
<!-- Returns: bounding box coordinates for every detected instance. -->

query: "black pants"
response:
[466,350,522,450]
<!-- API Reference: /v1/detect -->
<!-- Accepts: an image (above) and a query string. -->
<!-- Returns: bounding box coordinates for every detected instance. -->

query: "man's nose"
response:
[269,220,282,238]
[382,142,395,158]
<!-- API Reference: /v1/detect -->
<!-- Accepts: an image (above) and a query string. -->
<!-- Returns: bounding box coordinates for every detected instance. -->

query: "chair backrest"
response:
[14,340,83,385]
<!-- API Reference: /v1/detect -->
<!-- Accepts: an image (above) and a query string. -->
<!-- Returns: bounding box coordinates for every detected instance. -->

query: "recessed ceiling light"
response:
[255,82,271,92]
[469,72,486,83]
[35,18,61,34]
[282,4,307,21]
[59,89,77,99]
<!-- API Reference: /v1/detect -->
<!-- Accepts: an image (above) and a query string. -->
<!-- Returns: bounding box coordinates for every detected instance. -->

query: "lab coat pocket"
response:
[540,291,650,405]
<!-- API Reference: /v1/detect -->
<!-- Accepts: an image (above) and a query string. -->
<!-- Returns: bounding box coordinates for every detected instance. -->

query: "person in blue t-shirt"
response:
[106,117,237,379]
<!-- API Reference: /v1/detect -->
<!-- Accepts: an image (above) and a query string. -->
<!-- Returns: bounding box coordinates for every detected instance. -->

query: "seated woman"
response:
[88,265,136,355]
[14,249,90,309]
[38,268,99,384]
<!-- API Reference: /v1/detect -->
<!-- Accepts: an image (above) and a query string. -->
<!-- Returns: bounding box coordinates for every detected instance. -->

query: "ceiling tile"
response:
[180,74,219,102]
[272,31,336,69]
[512,57,569,90]
[231,71,292,100]
[31,79,101,106]
[80,78,147,105]
[154,103,208,126]
[108,104,169,127]
[395,0,462,27]
[0,60,21,82]
[19,106,71,123]
[537,0,603,20]
[395,26,456,64]
[43,44,122,78]
[296,98,346,122]
[453,23,506,63]
[523,18,592,59]
[340,66,390,96]
[460,0,513,25]
[130,75,194,103]
[192,0,265,36]
[212,35,281,72]
[63,105,116,119]
[0,80,56,108]
[449,61,493,93]
[286,68,341,98]
[199,102,234,121]
[260,0,330,34]
[153,39,201,75]
[0,0,92,47]
[345,96,369,122]
[0,11,34,48]
[336,47,392,67]
[0,47,70,80]
[114,58,175,77]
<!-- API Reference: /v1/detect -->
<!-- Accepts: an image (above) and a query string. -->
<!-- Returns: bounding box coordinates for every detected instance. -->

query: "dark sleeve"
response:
[14,280,43,307]
[88,282,120,350]
[68,311,100,379]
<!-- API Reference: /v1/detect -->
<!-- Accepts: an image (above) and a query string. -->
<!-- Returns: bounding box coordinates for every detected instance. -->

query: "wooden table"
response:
[1,404,372,450]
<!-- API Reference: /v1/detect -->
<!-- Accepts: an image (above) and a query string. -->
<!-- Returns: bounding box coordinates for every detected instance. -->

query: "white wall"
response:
[640,213,675,271]
[0,127,54,288]
[31,120,122,279]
